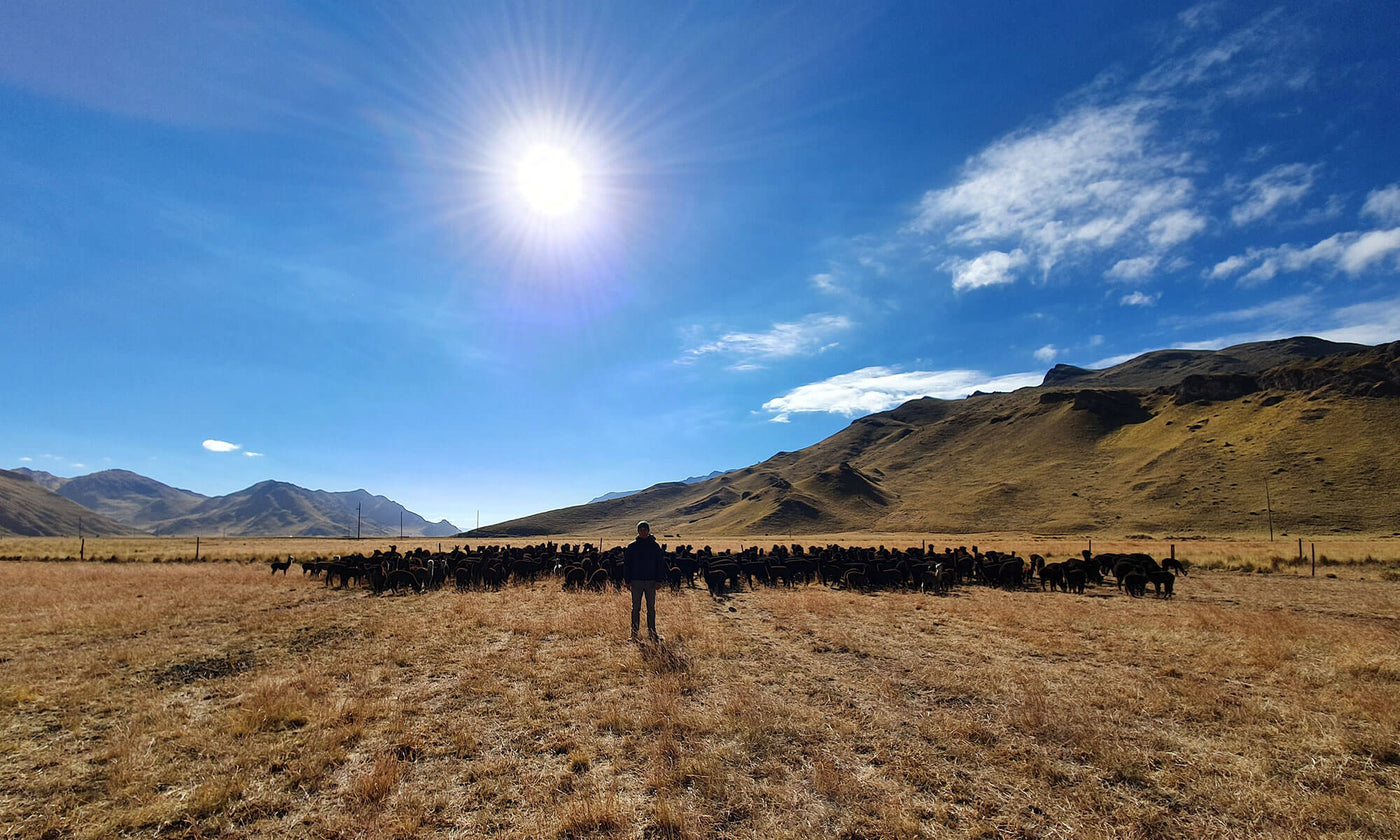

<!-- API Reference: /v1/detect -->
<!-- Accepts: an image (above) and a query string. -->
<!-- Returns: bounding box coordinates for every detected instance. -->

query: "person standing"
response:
[624,521,666,642]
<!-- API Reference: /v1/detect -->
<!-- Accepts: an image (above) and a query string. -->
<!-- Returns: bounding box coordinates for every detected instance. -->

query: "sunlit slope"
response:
[0,470,142,537]
[474,338,1400,538]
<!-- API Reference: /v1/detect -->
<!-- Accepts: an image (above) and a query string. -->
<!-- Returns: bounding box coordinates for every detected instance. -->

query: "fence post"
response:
[1311,543,1316,577]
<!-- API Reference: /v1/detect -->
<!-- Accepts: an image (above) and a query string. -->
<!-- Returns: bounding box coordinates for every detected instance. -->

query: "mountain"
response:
[3,469,459,538]
[470,337,1400,538]
[147,481,460,538]
[55,469,207,530]
[588,470,733,503]
[10,467,68,492]
[0,469,143,537]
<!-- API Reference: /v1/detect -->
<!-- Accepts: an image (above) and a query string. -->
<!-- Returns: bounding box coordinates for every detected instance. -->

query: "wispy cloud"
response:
[1110,293,1400,362]
[903,8,1321,292]
[1210,226,1400,284]
[18,456,32,462]
[1106,256,1160,282]
[910,100,1197,283]
[682,314,852,369]
[1362,184,1400,226]
[244,451,264,458]
[1033,345,1060,363]
[202,439,242,453]
[1184,294,1315,326]
[1315,295,1400,346]
[1230,163,1317,226]
[761,366,1042,422]
[1120,291,1160,307]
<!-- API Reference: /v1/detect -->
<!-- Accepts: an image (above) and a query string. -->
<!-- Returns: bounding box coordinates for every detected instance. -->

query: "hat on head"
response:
[637,521,650,531]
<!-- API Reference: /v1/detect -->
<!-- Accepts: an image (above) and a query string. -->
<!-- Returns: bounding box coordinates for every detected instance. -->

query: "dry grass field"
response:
[3,539,1399,839]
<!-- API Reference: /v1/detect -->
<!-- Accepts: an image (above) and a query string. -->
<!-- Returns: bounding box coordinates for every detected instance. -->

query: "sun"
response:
[514,143,585,218]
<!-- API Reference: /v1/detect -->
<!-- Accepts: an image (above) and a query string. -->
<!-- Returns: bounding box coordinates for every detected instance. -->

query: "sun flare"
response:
[514,144,584,218]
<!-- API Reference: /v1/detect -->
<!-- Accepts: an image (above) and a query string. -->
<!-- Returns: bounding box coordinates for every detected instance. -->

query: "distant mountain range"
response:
[0,469,142,538]
[2,468,458,538]
[588,470,733,503]
[470,336,1400,538]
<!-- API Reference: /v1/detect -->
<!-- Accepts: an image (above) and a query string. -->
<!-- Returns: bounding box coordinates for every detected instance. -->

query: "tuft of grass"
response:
[234,676,313,734]
[346,750,402,808]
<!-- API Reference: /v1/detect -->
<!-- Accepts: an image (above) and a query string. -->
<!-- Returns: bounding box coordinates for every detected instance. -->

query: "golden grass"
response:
[2,556,1398,838]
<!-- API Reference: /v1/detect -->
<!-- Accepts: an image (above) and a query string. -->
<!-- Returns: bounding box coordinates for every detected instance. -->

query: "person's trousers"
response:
[630,580,657,636]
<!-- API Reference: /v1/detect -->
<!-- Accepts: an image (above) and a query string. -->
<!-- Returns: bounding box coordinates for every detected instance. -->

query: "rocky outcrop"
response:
[1171,374,1259,405]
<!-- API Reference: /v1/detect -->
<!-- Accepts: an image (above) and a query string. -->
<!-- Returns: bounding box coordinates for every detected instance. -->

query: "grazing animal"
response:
[270,557,292,575]
[386,569,421,594]
[1147,569,1176,599]
[1123,572,1148,598]
[703,568,728,597]
[585,568,610,592]
[561,565,588,591]
[1040,562,1066,592]
[1065,566,1087,595]
[1162,557,1187,576]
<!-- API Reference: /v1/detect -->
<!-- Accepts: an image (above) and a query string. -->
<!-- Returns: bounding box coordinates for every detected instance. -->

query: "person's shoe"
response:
[649,633,663,643]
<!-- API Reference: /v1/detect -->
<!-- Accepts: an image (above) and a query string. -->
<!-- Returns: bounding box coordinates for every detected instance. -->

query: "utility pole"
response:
[1264,477,1274,541]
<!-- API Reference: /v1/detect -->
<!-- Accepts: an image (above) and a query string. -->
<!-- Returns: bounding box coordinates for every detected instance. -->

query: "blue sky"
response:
[4,1,1399,529]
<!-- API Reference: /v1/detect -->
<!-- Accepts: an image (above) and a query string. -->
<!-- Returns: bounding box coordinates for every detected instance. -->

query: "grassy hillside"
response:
[476,339,1400,538]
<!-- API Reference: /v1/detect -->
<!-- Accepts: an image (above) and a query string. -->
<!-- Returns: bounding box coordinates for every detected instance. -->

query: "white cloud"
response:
[1033,344,1060,363]
[19,456,32,462]
[682,314,853,367]
[1178,3,1221,31]
[1208,254,1250,279]
[911,101,1200,283]
[1316,295,1400,345]
[1340,228,1400,274]
[1137,7,1303,99]
[244,451,264,458]
[1230,163,1316,225]
[944,249,1027,291]
[761,366,1043,422]
[1148,209,1208,248]
[809,273,838,293]
[1362,184,1400,225]
[1106,256,1160,282]
[1211,227,1400,283]
[1183,294,1315,326]
[897,10,1318,294]
[202,439,242,453]
[1120,291,1160,307]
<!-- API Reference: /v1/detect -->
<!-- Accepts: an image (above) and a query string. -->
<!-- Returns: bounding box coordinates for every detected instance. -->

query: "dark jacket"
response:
[624,534,667,582]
